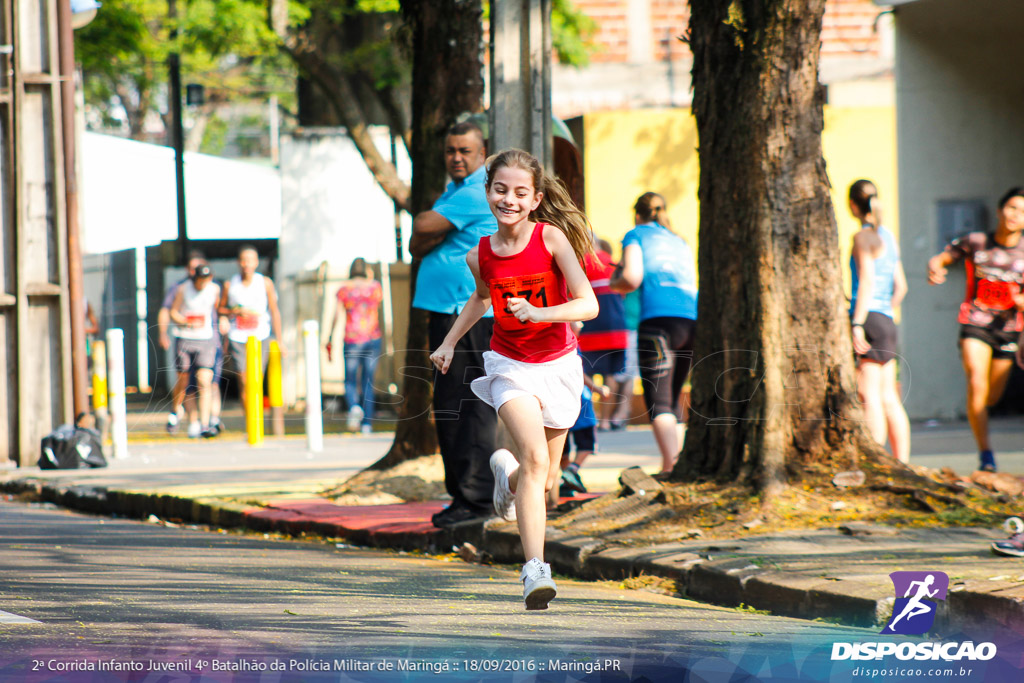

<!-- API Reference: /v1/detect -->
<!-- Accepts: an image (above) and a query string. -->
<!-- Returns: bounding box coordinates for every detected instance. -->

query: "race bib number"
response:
[185,313,205,328]
[236,313,259,330]
[975,278,1017,311]
[490,272,556,330]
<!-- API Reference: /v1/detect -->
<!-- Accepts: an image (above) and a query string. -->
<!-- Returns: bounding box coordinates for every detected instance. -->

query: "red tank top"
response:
[478,223,577,363]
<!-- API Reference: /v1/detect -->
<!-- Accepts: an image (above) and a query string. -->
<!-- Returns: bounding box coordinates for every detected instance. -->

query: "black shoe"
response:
[201,427,218,439]
[432,505,485,528]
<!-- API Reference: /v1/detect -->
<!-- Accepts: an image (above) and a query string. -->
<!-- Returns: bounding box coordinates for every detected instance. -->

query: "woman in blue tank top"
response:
[848,179,910,463]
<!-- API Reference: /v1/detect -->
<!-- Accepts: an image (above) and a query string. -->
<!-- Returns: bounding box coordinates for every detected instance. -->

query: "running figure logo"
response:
[882,571,949,635]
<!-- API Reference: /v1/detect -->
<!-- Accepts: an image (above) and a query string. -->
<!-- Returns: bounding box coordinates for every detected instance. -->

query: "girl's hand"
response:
[927,257,947,285]
[506,296,545,323]
[852,325,871,355]
[597,385,612,399]
[430,344,455,374]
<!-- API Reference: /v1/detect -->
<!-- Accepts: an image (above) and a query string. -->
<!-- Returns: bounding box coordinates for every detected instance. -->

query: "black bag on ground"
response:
[39,425,107,469]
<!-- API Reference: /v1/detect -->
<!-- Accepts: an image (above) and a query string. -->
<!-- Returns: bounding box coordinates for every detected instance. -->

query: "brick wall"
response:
[572,0,885,64]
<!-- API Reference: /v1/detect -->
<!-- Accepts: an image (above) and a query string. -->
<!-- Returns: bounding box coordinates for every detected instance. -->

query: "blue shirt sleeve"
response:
[432,167,492,232]
[622,228,640,249]
[161,282,180,310]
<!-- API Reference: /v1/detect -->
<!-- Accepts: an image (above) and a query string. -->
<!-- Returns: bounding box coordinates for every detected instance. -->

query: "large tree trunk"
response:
[677,0,886,493]
[369,0,485,469]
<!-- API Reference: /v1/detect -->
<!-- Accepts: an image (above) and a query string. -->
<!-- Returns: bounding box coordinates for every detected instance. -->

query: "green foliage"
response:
[76,0,295,140]
[551,0,599,67]
[199,115,228,156]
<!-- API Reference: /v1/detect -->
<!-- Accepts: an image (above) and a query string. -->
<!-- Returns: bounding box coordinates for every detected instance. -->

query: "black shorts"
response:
[856,311,899,364]
[960,323,1020,360]
[562,425,596,455]
[637,317,696,420]
[580,349,626,379]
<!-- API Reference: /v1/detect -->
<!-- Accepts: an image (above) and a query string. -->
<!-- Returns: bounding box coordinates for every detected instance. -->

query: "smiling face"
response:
[444,132,485,182]
[487,165,542,229]
[1000,196,1024,234]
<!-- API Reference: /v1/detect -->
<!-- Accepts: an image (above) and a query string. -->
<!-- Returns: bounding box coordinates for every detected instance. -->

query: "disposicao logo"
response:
[831,570,997,663]
[882,570,948,635]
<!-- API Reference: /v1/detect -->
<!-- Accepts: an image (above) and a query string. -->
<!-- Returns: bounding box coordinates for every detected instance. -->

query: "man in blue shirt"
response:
[411,121,497,527]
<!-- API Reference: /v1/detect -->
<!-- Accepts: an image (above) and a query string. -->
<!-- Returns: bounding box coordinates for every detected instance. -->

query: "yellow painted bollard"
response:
[268,340,284,436]
[246,336,264,446]
[91,340,110,443]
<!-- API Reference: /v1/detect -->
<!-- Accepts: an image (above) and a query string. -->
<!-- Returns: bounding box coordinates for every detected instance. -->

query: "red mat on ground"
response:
[244,494,603,536]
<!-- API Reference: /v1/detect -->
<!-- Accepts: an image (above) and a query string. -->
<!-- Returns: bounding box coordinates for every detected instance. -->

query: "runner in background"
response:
[847,180,910,463]
[927,187,1024,472]
[158,252,224,436]
[219,245,286,412]
[168,264,221,438]
[579,238,629,432]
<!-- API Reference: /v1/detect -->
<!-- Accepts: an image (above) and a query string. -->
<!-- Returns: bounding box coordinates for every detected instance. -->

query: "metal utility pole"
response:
[168,0,188,265]
[489,0,552,169]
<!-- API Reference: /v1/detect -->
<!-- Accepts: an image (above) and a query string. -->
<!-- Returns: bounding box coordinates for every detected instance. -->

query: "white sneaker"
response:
[346,405,364,431]
[520,558,557,610]
[187,421,201,439]
[166,409,182,434]
[360,423,372,435]
[489,449,518,521]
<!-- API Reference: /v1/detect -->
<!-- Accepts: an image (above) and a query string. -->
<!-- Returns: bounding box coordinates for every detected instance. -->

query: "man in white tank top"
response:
[218,246,285,412]
[170,264,221,437]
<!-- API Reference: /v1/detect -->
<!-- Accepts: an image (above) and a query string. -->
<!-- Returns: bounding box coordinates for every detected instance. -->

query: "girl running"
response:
[847,180,911,463]
[927,187,1024,472]
[430,149,598,610]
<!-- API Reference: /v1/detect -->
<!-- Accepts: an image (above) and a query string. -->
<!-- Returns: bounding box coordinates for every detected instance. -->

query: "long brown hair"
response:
[486,148,595,261]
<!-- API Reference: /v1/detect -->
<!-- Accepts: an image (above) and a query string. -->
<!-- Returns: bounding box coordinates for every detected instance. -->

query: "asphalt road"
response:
[0,499,881,682]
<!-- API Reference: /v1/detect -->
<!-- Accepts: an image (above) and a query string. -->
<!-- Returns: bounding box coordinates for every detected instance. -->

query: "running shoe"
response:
[992,517,1024,557]
[561,468,587,493]
[992,533,1024,557]
[209,417,223,435]
[360,423,372,435]
[489,448,518,521]
[980,450,997,472]
[520,557,557,610]
[187,421,201,439]
[200,426,218,439]
[346,405,364,431]
[166,410,181,434]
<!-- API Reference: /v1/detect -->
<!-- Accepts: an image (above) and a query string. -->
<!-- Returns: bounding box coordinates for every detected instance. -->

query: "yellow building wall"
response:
[582,106,897,297]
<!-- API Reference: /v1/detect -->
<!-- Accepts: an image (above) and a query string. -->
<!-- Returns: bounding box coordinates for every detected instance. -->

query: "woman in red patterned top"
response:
[927,187,1024,472]
[327,258,383,433]
[430,149,597,610]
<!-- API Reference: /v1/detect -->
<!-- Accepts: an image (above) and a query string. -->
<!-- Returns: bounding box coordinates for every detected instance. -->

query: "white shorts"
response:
[471,349,583,430]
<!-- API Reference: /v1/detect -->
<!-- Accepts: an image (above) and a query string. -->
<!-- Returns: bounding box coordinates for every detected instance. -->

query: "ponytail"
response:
[849,179,881,228]
[486,148,595,261]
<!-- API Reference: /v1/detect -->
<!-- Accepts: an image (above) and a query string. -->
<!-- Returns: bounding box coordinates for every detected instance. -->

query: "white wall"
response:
[277,127,411,404]
[895,0,1024,418]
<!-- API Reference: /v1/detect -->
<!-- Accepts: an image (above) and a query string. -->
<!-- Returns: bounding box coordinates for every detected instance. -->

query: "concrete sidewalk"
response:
[3,417,1024,636]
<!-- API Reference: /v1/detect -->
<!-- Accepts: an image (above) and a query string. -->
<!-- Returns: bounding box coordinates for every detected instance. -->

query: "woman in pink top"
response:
[327,258,383,433]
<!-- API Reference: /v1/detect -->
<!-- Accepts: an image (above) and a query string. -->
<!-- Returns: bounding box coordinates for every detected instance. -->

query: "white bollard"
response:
[303,320,323,453]
[105,328,129,459]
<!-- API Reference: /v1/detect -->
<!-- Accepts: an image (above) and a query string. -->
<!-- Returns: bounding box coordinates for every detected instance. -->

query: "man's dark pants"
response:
[428,311,496,513]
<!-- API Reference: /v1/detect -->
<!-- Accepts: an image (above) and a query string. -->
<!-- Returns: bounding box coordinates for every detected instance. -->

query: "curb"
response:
[4,476,1022,635]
